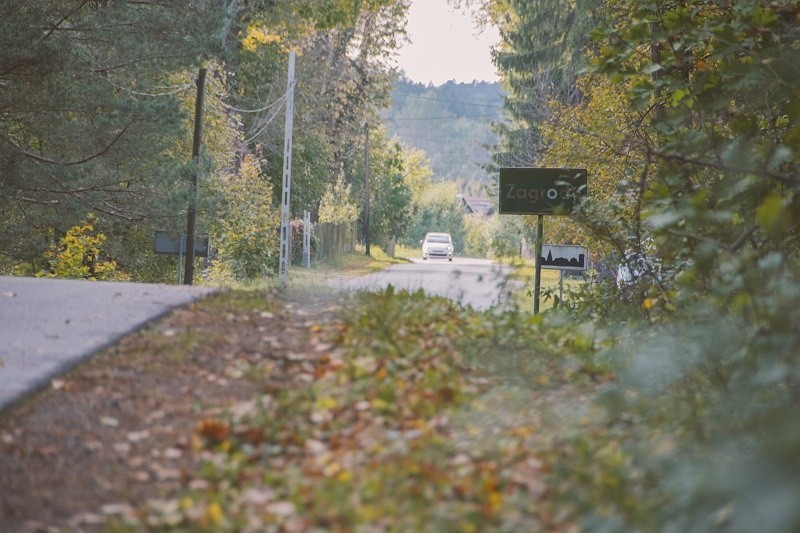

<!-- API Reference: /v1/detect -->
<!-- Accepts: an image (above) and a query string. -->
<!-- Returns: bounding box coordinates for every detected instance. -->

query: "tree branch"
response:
[7,120,133,166]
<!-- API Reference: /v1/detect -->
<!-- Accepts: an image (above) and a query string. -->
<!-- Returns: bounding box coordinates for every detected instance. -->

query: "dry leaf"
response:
[100,416,119,427]
[265,501,296,516]
[197,419,230,444]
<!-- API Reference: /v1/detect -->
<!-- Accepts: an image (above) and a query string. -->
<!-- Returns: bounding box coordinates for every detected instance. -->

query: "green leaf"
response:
[755,194,790,240]
[646,211,683,231]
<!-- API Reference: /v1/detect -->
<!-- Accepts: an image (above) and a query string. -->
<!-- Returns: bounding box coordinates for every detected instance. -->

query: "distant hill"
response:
[382,79,505,184]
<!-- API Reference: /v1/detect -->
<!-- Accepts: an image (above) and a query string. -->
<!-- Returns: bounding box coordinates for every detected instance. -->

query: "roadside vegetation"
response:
[2,0,800,531]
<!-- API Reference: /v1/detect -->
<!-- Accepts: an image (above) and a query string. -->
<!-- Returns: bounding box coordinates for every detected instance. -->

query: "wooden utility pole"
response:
[363,123,371,256]
[184,67,206,285]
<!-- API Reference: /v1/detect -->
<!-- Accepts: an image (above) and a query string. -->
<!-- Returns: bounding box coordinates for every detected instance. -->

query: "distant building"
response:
[457,195,495,216]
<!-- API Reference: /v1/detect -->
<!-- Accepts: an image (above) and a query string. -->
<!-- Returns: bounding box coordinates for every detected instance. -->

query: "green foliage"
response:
[0,1,222,269]
[207,155,280,282]
[463,213,498,257]
[319,175,359,224]
[1,0,410,283]
[489,214,526,258]
[402,182,467,253]
[490,0,599,167]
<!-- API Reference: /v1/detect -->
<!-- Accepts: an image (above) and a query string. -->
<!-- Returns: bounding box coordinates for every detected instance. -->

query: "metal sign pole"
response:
[278,51,296,284]
[303,210,311,268]
[534,214,543,314]
[178,235,185,285]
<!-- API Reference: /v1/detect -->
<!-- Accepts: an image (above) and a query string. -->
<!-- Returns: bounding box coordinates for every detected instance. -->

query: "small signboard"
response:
[540,244,588,271]
[499,167,587,215]
[153,232,209,257]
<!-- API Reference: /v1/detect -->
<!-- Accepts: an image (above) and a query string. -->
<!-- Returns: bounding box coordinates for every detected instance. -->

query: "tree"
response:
[489,0,600,167]
[1,0,414,281]
[403,182,467,254]
[537,73,656,275]
[589,0,800,307]
[207,154,280,281]
[0,0,223,273]
[351,128,414,249]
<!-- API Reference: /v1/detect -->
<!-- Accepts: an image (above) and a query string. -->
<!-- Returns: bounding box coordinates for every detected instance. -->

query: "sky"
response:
[394,0,500,86]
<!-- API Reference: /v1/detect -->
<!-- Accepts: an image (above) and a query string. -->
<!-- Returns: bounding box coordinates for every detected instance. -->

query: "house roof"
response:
[459,196,495,216]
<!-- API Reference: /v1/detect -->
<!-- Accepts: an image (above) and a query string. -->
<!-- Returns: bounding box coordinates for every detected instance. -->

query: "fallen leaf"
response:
[100,416,119,427]
[197,419,230,444]
[242,486,276,505]
[101,503,135,516]
[113,442,131,454]
[266,501,296,516]
[127,430,150,442]
[163,448,183,459]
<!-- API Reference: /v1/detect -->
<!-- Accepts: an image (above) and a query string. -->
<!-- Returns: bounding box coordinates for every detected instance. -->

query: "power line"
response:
[383,114,499,122]
[391,133,495,147]
[392,92,505,110]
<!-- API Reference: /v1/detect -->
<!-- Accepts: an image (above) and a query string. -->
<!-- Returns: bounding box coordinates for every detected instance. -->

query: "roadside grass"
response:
[501,257,589,311]
[97,276,798,531]
[293,246,410,280]
[127,287,619,531]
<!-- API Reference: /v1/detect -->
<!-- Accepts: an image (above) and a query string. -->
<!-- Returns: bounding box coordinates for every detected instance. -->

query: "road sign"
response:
[153,232,209,257]
[540,244,588,271]
[499,167,587,215]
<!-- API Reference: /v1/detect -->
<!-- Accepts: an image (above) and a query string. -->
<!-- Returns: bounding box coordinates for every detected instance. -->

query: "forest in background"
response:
[383,79,504,185]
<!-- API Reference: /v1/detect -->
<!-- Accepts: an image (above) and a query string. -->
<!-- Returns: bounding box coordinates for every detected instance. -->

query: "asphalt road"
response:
[0,276,216,411]
[0,259,509,411]
[332,256,512,311]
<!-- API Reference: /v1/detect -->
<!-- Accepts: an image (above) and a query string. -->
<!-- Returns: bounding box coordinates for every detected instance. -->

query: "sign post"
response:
[534,215,543,314]
[499,168,587,313]
[154,232,209,284]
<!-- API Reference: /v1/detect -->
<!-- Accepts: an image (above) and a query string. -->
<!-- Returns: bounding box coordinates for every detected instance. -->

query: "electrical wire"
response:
[384,114,499,121]
[391,92,504,110]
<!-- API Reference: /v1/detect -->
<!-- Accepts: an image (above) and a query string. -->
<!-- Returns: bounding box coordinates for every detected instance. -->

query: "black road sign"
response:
[499,167,587,215]
[153,232,209,257]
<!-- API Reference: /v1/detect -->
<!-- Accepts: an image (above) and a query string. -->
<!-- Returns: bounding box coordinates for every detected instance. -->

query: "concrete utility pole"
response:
[184,67,206,285]
[278,51,296,284]
[363,123,371,256]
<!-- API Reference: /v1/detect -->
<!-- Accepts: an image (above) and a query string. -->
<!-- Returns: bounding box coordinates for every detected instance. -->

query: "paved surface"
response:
[332,257,512,311]
[0,276,216,412]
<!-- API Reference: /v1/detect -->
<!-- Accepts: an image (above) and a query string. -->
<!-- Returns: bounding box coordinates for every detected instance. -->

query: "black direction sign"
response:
[499,167,587,215]
[153,232,209,257]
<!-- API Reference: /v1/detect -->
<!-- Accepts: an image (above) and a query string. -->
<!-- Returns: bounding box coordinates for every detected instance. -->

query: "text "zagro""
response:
[503,184,571,204]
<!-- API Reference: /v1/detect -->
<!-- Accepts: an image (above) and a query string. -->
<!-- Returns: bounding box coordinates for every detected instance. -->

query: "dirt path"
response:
[0,290,332,531]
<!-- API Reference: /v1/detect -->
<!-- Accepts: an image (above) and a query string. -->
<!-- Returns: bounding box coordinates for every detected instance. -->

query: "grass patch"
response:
[502,257,588,311]
[293,246,410,279]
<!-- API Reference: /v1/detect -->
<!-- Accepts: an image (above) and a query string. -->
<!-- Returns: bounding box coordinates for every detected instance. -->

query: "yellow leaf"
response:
[315,396,337,410]
[206,502,224,526]
[242,25,282,52]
